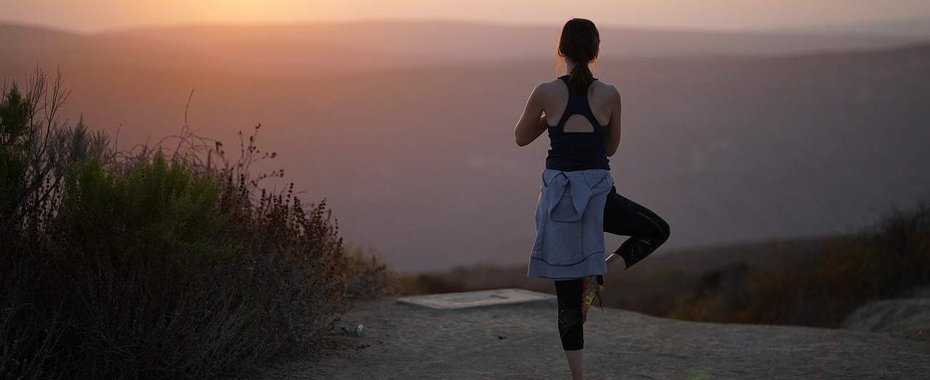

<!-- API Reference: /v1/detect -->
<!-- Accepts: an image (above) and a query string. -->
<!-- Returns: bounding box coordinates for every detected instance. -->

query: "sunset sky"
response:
[2,0,930,33]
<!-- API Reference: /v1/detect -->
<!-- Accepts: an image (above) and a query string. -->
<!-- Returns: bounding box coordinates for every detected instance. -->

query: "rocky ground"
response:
[250,296,930,379]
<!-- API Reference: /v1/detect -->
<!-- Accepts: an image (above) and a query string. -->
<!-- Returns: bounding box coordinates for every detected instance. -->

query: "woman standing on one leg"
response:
[514,18,670,380]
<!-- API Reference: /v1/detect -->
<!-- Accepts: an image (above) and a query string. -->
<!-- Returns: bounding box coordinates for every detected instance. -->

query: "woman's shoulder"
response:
[526,79,567,104]
[592,79,621,99]
[532,78,567,94]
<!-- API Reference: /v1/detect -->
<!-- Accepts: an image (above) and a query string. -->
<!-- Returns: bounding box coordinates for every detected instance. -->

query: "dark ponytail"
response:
[568,61,594,95]
[558,18,600,94]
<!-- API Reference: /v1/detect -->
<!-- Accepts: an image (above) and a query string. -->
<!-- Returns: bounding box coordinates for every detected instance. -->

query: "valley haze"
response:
[2,21,928,271]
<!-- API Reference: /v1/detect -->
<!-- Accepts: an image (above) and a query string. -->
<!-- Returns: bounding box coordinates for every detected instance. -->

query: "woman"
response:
[513,18,670,380]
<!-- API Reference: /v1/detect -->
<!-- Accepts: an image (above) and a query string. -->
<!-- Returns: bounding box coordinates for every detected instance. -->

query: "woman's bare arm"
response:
[514,85,548,147]
[605,86,622,156]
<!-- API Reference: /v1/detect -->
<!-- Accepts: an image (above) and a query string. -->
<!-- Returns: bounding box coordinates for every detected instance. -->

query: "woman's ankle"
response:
[564,349,584,380]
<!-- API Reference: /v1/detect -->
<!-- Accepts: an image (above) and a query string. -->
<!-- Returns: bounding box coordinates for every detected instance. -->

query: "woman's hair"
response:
[558,18,600,94]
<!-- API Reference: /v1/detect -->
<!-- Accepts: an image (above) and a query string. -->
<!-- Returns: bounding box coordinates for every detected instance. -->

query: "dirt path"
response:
[253,297,930,379]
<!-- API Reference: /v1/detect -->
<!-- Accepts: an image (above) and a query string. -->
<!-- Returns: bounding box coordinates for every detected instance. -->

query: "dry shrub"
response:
[670,205,930,327]
[394,273,468,296]
[0,69,372,379]
[343,245,393,299]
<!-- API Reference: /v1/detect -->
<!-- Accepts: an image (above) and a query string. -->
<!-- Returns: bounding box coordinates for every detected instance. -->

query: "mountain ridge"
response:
[2,20,921,61]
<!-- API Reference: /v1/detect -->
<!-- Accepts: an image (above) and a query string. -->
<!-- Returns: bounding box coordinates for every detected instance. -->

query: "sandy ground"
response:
[252,297,930,379]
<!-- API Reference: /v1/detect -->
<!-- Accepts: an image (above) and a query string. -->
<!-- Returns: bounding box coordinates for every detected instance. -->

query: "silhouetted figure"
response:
[514,18,671,380]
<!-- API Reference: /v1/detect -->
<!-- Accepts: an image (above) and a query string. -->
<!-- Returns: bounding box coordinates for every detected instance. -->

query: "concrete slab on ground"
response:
[395,288,555,310]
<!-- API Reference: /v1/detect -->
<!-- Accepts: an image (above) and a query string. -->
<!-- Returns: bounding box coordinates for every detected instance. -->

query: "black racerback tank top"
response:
[545,75,611,172]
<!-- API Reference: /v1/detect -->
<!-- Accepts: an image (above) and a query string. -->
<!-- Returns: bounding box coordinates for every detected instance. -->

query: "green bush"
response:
[0,69,382,379]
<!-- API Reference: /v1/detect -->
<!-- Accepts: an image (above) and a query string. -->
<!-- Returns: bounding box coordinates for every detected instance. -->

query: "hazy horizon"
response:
[2,4,929,272]
[3,0,930,35]
[3,21,928,271]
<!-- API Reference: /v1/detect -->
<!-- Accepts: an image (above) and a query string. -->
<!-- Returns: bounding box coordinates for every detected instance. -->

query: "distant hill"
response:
[0,23,90,51]
[796,17,930,39]
[96,21,923,58]
[2,22,928,271]
[0,21,921,74]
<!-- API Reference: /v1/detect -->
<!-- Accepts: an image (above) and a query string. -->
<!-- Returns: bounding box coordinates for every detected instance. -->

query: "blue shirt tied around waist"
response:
[527,168,614,280]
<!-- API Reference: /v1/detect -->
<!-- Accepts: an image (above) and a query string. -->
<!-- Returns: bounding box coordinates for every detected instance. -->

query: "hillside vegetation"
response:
[0,70,388,379]
[398,204,930,328]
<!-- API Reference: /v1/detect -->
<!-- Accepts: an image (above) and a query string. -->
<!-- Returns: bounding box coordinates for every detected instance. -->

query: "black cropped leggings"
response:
[555,186,670,351]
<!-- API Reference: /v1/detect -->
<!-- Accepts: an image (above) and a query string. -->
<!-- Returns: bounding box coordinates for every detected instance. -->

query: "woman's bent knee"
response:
[658,219,670,245]
[643,209,670,246]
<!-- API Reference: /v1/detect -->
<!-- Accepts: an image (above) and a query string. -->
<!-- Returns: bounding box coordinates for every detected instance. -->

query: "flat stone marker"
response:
[396,288,555,310]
